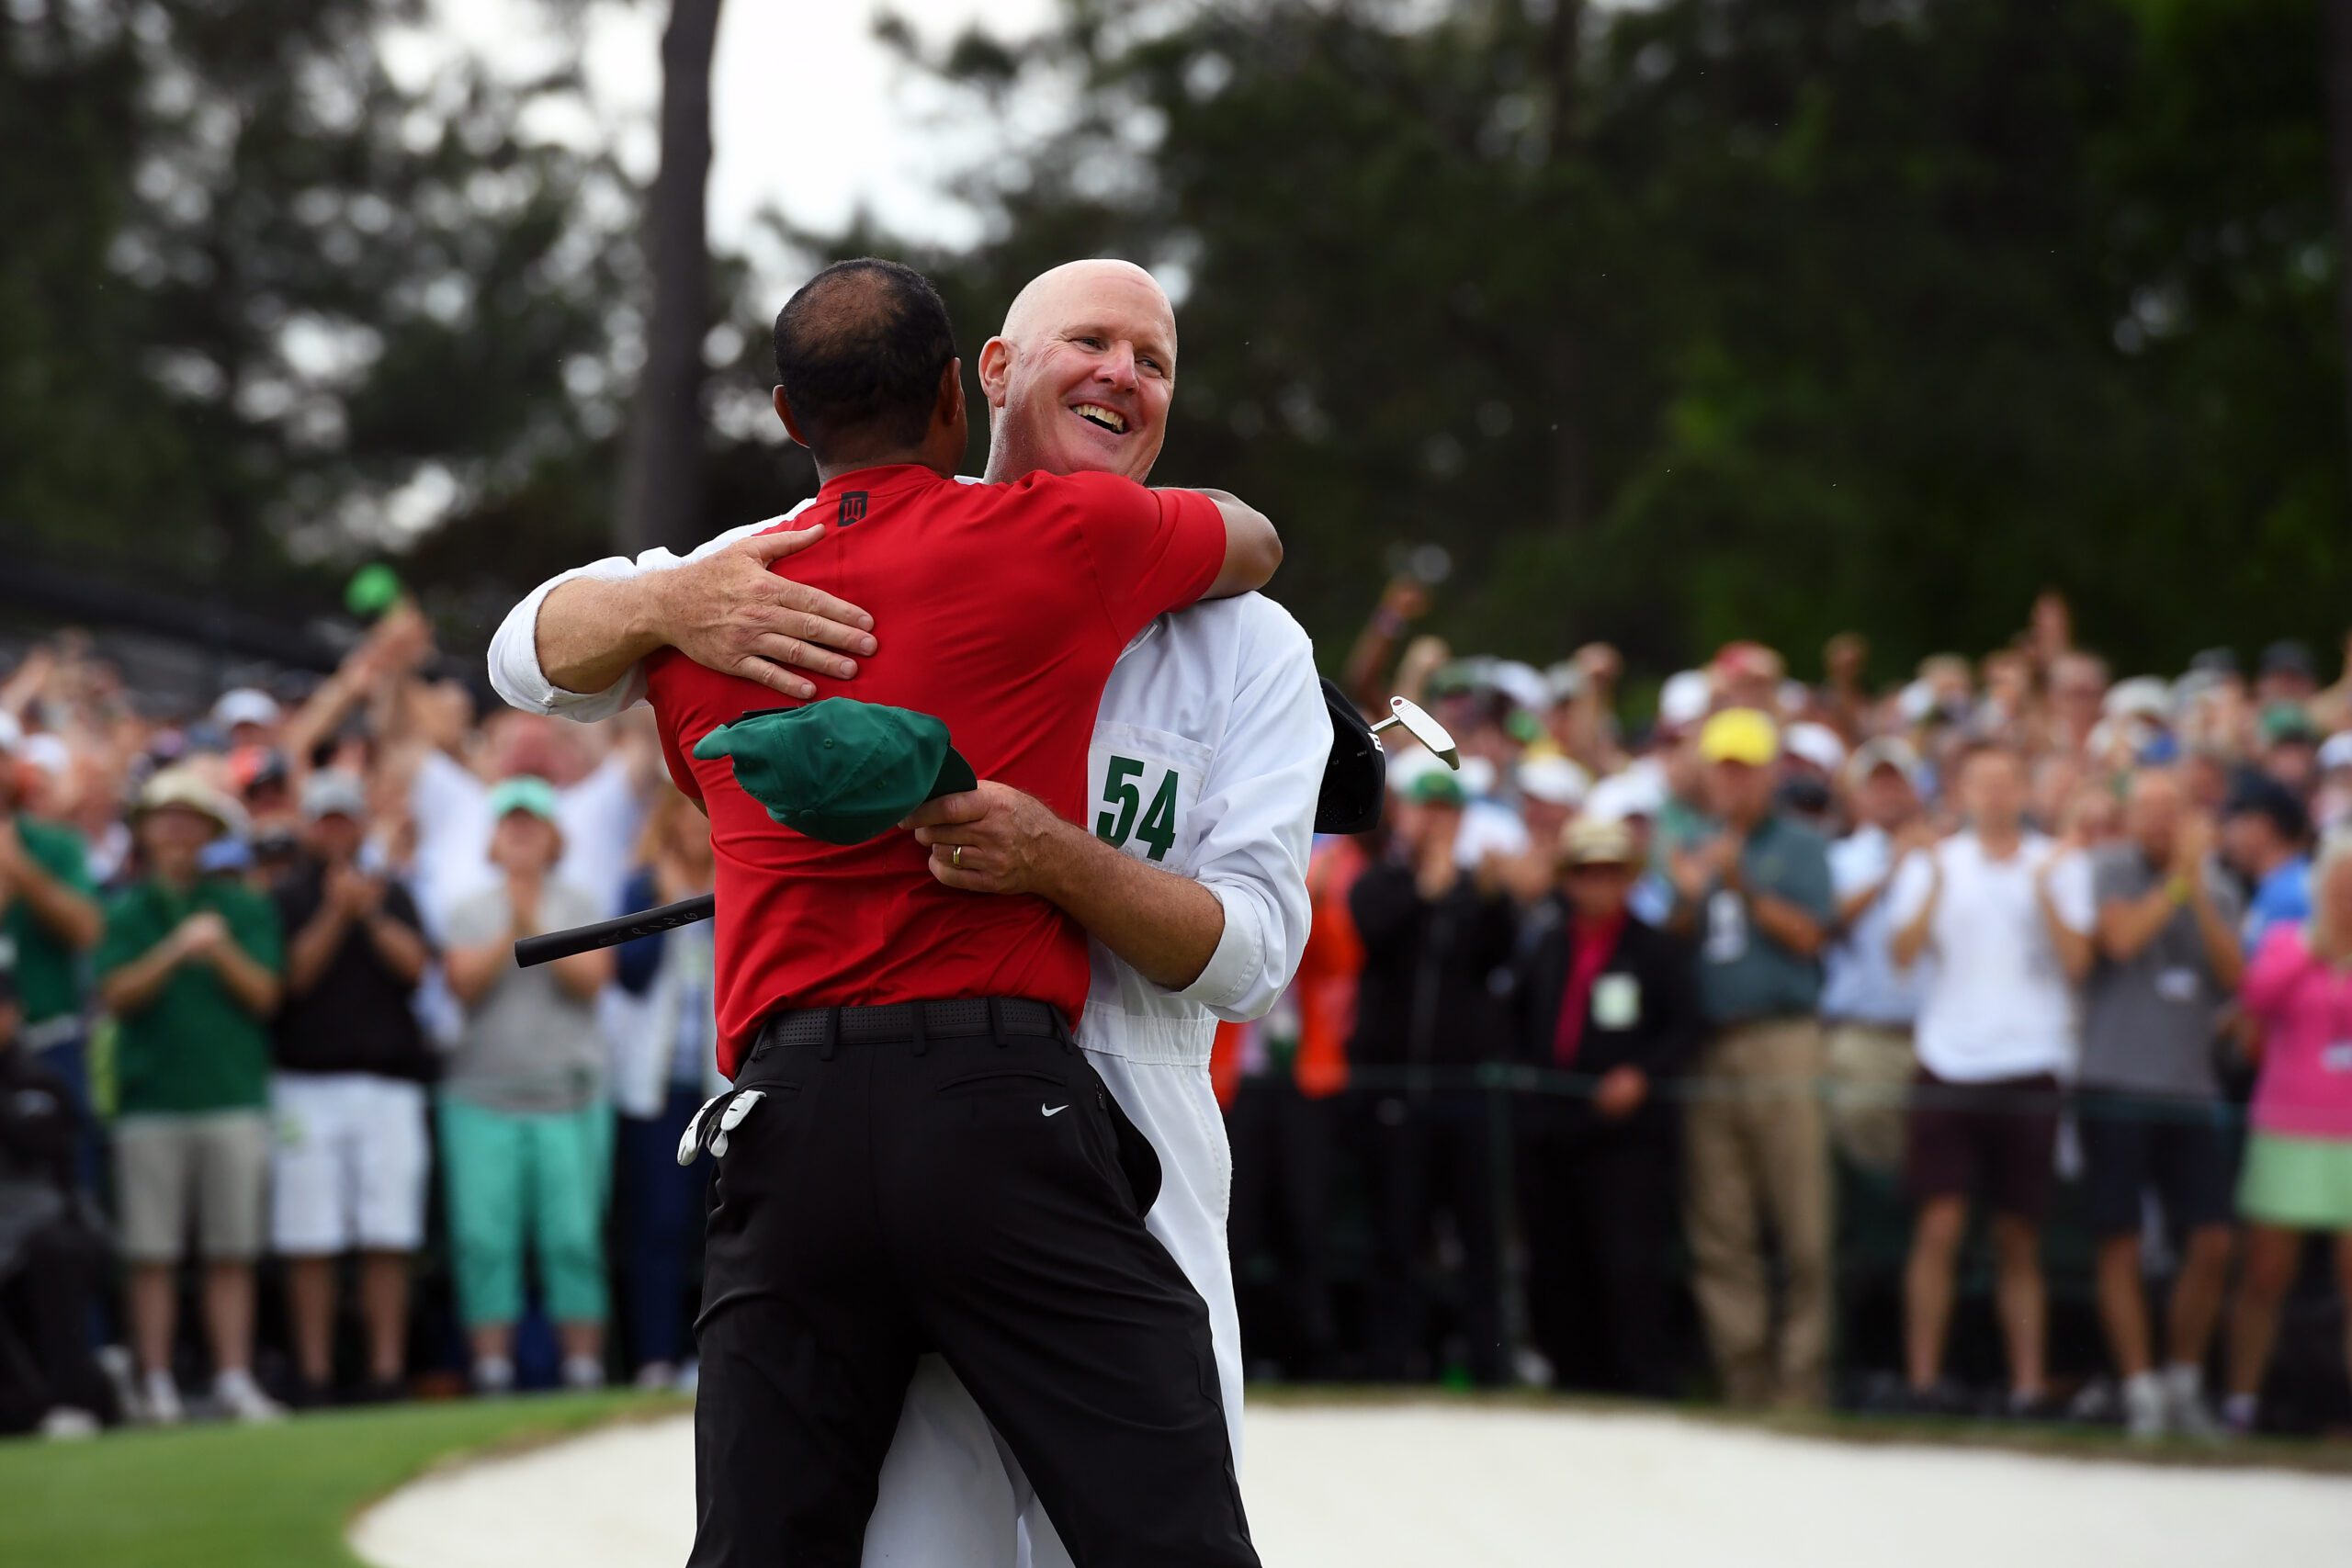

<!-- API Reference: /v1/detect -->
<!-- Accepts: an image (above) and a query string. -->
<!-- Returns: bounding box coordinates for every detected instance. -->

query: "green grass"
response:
[0,1393,680,1568]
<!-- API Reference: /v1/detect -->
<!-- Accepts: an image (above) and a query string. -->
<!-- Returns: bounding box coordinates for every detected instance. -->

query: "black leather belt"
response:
[753,997,1069,1057]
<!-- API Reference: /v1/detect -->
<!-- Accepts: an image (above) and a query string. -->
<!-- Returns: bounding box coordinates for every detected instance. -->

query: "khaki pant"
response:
[1823,1021,1916,1179]
[1683,1017,1832,1409]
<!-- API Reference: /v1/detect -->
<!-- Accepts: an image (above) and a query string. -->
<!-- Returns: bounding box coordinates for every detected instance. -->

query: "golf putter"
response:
[1370,695,1462,769]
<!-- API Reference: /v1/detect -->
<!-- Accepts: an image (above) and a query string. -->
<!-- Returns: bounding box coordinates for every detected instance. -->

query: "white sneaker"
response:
[673,1359,699,1397]
[473,1355,516,1396]
[2121,1371,2166,1440]
[561,1354,607,1393]
[38,1407,102,1440]
[634,1360,678,1393]
[214,1368,286,1423]
[2164,1363,2222,1440]
[140,1371,185,1427]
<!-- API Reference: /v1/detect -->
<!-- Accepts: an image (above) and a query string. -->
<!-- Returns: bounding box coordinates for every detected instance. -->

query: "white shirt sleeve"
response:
[1884,847,1935,950]
[2044,845,2095,933]
[484,514,800,722]
[1169,605,1330,1021]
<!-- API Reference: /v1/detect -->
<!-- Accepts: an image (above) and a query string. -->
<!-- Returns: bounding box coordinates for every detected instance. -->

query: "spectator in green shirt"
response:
[0,717,104,1163]
[96,768,285,1425]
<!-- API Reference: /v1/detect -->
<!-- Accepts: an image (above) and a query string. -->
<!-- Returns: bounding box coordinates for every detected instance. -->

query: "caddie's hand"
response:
[660,524,878,701]
[905,781,1067,897]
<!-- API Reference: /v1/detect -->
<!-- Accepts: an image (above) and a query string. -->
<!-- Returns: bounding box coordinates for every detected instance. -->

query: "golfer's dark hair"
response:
[773,258,956,455]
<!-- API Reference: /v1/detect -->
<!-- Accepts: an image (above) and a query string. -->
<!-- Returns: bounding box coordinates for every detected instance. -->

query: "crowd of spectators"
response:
[1215,586,2352,1438]
[3,586,2351,1444]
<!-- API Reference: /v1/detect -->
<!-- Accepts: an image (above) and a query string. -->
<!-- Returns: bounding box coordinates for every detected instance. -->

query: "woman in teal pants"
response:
[439,779,617,1393]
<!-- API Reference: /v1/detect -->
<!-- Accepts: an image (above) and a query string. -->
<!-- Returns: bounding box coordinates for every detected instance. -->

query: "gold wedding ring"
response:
[952,845,964,869]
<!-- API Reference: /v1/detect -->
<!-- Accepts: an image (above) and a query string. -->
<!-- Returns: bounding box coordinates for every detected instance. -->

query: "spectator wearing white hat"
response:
[268,770,435,1404]
[209,688,283,750]
[1495,755,1590,904]
[2312,730,2352,833]
[1587,762,1674,927]
[97,768,286,1424]
[1819,739,1935,1179]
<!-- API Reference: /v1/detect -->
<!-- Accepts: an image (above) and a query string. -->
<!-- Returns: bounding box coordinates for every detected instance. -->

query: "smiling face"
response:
[978,260,1177,484]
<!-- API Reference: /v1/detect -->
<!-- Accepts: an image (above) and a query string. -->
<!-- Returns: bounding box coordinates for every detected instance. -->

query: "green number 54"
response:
[1094,754,1180,863]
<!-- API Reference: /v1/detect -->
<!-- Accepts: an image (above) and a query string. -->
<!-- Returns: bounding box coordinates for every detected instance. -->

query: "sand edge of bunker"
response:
[340,1393,693,1541]
[1241,1385,2352,1478]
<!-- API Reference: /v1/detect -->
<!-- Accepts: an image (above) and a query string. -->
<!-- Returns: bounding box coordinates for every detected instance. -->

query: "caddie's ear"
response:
[977,336,1013,408]
[772,386,810,450]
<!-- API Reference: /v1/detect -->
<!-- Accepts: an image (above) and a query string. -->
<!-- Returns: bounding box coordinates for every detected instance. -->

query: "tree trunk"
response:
[2328,0,2352,491]
[617,0,724,555]
[1542,0,1588,536]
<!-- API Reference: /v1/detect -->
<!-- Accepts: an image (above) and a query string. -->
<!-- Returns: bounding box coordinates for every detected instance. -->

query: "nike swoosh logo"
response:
[1042,1104,1069,1117]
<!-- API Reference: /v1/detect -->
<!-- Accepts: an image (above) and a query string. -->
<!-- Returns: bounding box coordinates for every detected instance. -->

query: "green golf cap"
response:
[693,698,978,846]
[487,774,560,824]
[1407,770,1466,808]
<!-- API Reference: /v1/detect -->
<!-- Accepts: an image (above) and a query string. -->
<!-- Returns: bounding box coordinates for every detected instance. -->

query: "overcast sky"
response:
[390,0,1061,272]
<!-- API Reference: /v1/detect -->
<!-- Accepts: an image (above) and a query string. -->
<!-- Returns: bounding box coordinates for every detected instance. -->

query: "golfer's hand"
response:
[906,782,1070,897]
[656,525,878,701]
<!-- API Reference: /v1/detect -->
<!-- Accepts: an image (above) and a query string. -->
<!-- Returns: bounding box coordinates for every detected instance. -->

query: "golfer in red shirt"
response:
[657,259,1276,1568]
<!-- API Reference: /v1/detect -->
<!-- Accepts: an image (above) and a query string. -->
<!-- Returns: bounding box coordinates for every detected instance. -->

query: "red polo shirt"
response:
[645,464,1228,1076]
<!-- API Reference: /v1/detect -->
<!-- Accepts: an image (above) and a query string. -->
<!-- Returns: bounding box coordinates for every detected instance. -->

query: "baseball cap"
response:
[1544,661,1587,705]
[1406,770,1467,809]
[2318,732,2352,773]
[693,699,977,846]
[487,774,560,826]
[301,769,368,823]
[2261,640,2316,681]
[211,687,282,732]
[2261,703,2321,747]
[2223,774,2310,843]
[2103,677,2172,724]
[1585,764,1667,825]
[1848,736,1921,789]
[1697,707,1780,767]
[2188,648,2241,679]
[1782,722,1847,775]
[1559,817,1637,868]
[1518,755,1590,808]
[0,711,20,756]
[1487,660,1552,717]
[1657,670,1713,731]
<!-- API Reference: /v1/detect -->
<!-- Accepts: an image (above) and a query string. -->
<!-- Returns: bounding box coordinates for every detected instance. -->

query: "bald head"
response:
[979,259,1180,484]
[1001,259,1174,349]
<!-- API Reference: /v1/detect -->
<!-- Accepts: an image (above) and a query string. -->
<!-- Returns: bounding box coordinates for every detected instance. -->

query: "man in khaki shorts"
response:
[97,768,285,1424]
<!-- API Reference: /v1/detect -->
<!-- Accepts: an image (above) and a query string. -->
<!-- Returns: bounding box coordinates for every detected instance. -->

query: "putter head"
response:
[1384,696,1461,770]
